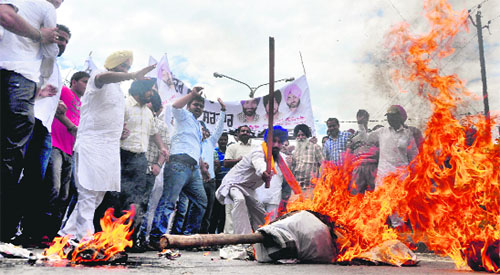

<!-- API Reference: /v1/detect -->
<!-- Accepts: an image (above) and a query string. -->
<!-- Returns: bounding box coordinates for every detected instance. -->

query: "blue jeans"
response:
[171,192,189,234]
[0,70,36,242]
[43,147,74,237]
[148,160,207,239]
[172,178,216,234]
[20,118,53,239]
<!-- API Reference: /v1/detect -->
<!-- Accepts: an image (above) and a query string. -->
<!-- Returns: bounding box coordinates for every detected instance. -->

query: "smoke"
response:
[362,2,487,131]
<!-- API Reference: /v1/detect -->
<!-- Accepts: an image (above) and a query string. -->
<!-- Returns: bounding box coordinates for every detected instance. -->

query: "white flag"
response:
[145,56,158,78]
[83,55,98,75]
[156,53,190,104]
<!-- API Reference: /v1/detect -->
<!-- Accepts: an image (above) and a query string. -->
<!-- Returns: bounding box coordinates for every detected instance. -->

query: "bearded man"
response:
[237,98,260,123]
[291,124,324,191]
[216,126,301,235]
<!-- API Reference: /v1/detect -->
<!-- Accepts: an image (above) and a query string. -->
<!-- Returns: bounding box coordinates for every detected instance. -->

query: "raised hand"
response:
[191,86,204,97]
[133,64,156,80]
[217,97,226,111]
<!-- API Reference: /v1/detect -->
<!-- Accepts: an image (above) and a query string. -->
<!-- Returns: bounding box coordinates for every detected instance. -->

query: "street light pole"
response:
[213,72,294,98]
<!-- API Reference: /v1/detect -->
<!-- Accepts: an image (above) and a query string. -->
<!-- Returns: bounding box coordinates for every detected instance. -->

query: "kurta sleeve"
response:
[251,149,267,177]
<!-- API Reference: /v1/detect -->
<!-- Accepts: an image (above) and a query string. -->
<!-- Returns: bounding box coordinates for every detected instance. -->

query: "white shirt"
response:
[74,69,125,192]
[368,126,418,186]
[201,112,226,179]
[225,139,256,160]
[121,96,157,153]
[216,146,281,205]
[34,61,61,132]
[0,0,58,82]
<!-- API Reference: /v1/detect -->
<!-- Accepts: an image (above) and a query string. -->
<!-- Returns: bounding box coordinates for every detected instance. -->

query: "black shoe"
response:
[148,236,161,251]
[129,241,147,253]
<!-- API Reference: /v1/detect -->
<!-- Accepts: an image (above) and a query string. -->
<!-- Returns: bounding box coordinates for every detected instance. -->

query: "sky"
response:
[56,0,500,136]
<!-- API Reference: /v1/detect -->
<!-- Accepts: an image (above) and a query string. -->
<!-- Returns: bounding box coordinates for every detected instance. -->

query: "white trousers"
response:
[58,181,106,241]
[223,203,234,234]
[229,187,266,235]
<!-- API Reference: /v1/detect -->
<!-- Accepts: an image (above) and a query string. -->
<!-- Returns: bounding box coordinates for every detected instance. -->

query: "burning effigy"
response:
[161,0,499,272]
[287,0,500,273]
[38,0,499,272]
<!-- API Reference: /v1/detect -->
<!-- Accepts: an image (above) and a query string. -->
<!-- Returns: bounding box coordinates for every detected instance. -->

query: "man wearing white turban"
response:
[58,51,155,242]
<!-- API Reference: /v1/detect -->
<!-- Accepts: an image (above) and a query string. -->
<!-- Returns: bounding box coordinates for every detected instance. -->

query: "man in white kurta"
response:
[216,126,288,235]
[222,125,256,234]
[367,105,418,228]
[58,51,155,242]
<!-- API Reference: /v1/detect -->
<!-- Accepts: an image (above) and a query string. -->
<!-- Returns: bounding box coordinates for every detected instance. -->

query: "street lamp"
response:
[213,72,294,98]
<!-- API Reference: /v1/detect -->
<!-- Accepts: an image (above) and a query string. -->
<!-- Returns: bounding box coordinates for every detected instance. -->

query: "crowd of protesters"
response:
[3,0,486,257]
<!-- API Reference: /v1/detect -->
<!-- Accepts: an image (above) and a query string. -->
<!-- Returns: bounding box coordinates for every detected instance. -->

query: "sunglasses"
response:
[118,62,131,70]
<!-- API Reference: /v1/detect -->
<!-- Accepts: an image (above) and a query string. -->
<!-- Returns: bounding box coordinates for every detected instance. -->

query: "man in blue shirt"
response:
[146,87,216,247]
[170,103,226,236]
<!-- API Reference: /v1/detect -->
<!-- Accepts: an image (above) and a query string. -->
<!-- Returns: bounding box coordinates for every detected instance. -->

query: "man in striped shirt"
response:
[323,117,352,166]
[291,124,324,190]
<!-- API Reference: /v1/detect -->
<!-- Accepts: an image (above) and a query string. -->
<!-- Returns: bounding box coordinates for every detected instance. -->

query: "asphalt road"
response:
[0,249,488,275]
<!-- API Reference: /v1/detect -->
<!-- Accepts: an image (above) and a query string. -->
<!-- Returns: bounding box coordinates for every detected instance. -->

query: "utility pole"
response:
[470,9,490,120]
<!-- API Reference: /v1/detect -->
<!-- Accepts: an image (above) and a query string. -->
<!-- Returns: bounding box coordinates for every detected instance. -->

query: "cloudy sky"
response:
[56,0,499,136]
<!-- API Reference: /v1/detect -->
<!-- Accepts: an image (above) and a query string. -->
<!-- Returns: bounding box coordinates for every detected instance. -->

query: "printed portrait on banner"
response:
[237,98,261,124]
[199,75,315,136]
[152,54,316,136]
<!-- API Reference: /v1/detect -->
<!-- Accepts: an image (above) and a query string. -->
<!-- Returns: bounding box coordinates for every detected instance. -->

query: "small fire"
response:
[42,235,71,260]
[288,0,499,272]
[43,206,135,263]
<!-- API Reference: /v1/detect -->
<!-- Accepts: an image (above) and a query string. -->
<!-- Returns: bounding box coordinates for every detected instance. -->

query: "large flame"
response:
[288,0,499,272]
[43,206,135,264]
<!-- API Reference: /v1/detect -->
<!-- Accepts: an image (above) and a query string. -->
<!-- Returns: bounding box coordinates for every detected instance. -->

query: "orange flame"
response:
[43,206,135,263]
[42,235,71,260]
[288,0,500,272]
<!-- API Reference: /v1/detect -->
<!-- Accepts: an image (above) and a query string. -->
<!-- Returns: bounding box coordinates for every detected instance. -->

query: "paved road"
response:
[0,249,487,274]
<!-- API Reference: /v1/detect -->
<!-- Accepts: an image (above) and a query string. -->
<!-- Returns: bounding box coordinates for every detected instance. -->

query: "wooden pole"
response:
[266,37,275,188]
[160,233,266,250]
[475,11,489,120]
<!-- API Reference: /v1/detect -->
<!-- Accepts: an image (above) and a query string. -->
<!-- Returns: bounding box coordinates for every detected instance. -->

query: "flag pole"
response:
[265,37,275,189]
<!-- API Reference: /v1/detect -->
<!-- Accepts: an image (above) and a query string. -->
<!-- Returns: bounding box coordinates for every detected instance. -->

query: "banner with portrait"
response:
[200,75,315,136]
[154,54,315,136]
